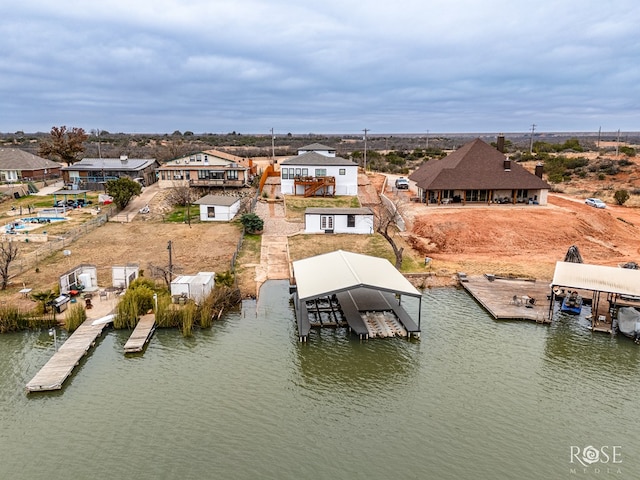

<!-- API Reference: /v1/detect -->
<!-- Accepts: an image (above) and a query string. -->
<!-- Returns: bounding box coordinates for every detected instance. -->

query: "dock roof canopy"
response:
[551,261,640,297]
[293,250,421,301]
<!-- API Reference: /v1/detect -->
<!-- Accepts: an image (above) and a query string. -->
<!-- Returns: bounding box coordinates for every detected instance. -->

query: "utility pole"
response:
[425,130,429,150]
[615,129,621,157]
[270,127,275,163]
[529,124,536,154]
[597,126,601,150]
[167,240,173,283]
[363,128,369,171]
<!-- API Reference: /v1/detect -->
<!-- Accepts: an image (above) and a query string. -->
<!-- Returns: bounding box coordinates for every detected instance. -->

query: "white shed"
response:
[170,271,215,304]
[304,207,374,234]
[59,264,98,294]
[194,195,241,221]
[112,264,140,289]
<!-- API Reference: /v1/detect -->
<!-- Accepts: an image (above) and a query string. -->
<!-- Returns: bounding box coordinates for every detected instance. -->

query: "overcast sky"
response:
[2,0,639,135]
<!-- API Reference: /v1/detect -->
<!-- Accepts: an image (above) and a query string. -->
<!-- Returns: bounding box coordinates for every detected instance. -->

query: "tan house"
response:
[157,150,250,189]
[61,155,159,190]
[409,138,550,205]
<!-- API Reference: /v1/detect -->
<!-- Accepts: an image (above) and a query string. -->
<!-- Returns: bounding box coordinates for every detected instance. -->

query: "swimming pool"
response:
[4,216,67,233]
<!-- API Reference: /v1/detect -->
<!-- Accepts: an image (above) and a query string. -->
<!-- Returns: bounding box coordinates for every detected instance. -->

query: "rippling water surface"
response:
[1,281,639,479]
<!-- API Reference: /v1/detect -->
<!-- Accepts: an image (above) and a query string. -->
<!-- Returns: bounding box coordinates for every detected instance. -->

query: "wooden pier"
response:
[26,319,109,392]
[123,314,156,353]
[460,274,552,323]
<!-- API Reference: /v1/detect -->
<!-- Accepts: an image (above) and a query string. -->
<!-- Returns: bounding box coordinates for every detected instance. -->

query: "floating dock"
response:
[460,274,552,323]
[123,314,156,353]
[26,319,109,392]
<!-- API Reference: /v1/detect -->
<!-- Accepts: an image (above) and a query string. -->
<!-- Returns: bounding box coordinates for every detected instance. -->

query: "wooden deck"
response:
[123,314,156,353]
[26,319,109,392]
[460,275,552,323]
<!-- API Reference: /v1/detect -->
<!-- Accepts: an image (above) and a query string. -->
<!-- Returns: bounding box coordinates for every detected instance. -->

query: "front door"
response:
[320,215,334,232]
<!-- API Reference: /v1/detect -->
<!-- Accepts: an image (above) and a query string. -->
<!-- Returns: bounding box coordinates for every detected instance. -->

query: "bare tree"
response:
[38,125,88,166]
[0,241,19,290]
[374,196,407,269]
[166,184,194,207]
[148,262,183,288]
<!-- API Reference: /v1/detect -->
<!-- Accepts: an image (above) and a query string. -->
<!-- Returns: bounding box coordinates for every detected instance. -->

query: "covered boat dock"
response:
[291,250,422,342]
[550,262,640,335]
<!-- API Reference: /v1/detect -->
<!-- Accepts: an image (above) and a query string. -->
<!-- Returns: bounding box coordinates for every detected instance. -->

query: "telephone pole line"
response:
[529,124,536,154]
[362,128,369,171]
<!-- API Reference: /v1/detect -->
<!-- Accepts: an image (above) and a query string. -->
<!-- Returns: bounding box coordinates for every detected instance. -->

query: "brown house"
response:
[157,150,250,189]
[409,138,550,205]
[0,148,62,183]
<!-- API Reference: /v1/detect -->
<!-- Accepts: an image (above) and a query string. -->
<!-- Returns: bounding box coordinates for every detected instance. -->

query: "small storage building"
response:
[304,207,373,234]
[112,264,140,289]
[194,195,242,222]
[170,272,215,304]
[59,264,98,294]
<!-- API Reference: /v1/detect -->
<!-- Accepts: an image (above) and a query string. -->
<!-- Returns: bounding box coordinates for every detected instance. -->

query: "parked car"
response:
[585,198,606,209]
[395,177,410,189]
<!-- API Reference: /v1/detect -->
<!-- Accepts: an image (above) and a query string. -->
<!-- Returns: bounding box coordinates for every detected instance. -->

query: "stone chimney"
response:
[535,162,544,178]
[496,134,505,153]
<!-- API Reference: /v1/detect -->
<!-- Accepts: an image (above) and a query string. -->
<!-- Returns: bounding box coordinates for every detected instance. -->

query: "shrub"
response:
[240,212,264,233]
[614,189,630,205]
[65,304,86,332]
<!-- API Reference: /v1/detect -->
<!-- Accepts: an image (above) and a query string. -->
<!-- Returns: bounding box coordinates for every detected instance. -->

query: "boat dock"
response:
[123,314,156,353]
[460,274,552,323]
[26,319,109,392]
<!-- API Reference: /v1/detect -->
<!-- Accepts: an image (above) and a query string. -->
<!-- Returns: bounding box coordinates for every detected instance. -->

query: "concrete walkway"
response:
[108,182,161,222]
[254,201,302,291]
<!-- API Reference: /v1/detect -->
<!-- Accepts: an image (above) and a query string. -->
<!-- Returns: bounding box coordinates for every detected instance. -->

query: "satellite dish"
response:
[63,250,71,257]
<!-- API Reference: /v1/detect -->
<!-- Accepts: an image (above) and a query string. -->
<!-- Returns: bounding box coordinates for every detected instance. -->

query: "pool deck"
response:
[459,274,552,323]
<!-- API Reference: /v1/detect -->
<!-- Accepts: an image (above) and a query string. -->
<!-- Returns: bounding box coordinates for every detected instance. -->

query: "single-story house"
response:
[157,150,250,189]
[0,148,62,182]
[61,155,159,190]
[193,194,242,221]
[171,272,215,304]
[304,207,373,234]
[280,144,358,196]
[409,138,550,205]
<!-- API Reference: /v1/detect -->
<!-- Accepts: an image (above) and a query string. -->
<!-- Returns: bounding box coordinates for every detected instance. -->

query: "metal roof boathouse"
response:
[291,250,423,342]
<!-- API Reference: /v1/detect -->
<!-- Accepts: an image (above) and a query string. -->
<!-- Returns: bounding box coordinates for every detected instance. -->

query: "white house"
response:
[193,195,242,221]
[280,143,358,196]
[304,207,374,234]
[171,272,215,304]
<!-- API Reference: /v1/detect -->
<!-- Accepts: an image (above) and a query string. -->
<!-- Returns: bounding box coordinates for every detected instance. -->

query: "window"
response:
[295,168,301,177]
[339,168,346,175]
[302,168,308,176]
[207,207,215,218]
[227,170,238,180]
[347,214,355,227]
[282,169,288,180]
[315,168,327,177]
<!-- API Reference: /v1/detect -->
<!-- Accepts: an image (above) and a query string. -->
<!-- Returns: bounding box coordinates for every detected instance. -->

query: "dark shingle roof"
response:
[194,195,241,206]
[281,151,356,166]
[0,148,62,170]
[409,139,550,190]
[305,207,373,215]
[298,143,335,152]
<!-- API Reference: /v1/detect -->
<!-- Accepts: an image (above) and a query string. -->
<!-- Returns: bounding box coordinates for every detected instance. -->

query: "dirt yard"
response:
[378,173,640,282]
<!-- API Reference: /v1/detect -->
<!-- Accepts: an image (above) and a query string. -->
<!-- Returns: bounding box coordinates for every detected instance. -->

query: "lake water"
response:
[1,281,639,479]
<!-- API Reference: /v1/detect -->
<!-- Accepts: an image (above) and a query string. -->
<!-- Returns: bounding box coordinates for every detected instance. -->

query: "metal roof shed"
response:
[292,250,422,341]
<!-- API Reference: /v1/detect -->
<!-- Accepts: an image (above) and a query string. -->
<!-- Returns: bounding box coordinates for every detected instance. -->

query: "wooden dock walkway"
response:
[123,314,156,353]
[26,319,109,392]
[460,275,552,323]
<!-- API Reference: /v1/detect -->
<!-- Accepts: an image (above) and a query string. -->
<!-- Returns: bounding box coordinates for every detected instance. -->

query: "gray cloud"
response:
[2,0,639,134]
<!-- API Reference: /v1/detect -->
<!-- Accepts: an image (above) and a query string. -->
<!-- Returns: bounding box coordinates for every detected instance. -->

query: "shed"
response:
[292,250,422,342]
[304,207,373,234]
[112,264,140,289]
[59,264,98,294]
[194,195,241,221]
[170,272,215,304]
